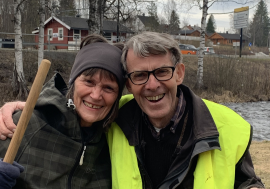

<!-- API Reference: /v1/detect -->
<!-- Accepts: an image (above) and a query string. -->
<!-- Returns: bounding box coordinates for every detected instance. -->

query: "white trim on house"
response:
[44,16,71,30]
[58,27,64,41]
[32,16,71,34]
[32,28,39,34]
[48,28,53,41]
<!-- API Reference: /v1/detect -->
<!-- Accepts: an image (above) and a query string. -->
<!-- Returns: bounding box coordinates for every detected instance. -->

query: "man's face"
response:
[126,49,185,127]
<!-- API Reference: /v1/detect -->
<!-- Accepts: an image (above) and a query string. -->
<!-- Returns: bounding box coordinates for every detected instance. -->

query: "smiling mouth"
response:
[83,101,102,109]
[146,94,165,102]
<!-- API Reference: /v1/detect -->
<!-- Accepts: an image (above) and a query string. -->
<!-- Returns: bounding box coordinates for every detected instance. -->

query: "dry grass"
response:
[250,141,270,189]
[182,55,270,103]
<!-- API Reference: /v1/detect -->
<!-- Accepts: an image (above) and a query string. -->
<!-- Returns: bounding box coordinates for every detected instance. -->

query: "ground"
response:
[250,141,270,188]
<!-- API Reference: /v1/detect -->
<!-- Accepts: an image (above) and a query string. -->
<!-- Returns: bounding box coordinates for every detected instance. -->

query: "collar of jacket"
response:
[34,73,103,144]
[115,84,219,146]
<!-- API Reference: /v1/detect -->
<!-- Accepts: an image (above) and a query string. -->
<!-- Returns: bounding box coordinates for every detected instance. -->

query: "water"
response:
[223,101,270,141]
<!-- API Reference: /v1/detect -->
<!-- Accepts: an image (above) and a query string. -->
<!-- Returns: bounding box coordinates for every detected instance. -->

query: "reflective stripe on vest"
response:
[107,96,250,189]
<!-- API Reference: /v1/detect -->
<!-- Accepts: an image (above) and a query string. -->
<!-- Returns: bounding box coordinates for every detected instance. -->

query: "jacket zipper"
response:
[67,142,86,189]
[157,136,220,188]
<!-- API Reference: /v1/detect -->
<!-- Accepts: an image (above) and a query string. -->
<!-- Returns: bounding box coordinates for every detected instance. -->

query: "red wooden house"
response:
[32,16,134,50]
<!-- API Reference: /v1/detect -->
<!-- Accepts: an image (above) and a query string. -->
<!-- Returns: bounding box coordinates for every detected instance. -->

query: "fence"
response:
[0,32,125,51]
[173,35,201,41]
[0,32,84,51]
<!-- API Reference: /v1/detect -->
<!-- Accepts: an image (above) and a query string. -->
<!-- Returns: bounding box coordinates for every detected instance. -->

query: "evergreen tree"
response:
[146,2,160,31]
[250,0,270,47]
[59,0,77,17]
[206,14,216,33]
[169,10,180,35]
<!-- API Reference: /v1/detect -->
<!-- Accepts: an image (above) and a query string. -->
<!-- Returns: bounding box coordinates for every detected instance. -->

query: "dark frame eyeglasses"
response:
[126,66,176,85]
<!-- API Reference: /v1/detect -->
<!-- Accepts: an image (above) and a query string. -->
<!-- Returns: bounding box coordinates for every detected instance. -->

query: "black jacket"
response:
[0,73,111,189]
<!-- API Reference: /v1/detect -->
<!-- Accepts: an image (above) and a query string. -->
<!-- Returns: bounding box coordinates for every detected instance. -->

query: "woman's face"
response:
[73,72,119,127]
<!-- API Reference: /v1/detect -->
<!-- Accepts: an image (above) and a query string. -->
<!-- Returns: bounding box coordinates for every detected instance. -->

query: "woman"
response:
[0,34,125,189]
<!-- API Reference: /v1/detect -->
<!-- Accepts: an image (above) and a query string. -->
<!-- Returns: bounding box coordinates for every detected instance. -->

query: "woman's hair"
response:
[67,34,124,130]
[121,32,182,71]
[80,34,109,49]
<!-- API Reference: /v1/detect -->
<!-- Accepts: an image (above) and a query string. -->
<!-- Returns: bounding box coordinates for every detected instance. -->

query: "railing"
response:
[0,32,125,50]
[0,32,82,51]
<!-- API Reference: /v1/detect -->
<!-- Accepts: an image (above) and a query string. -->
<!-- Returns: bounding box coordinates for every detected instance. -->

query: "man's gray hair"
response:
[121,32,182,71]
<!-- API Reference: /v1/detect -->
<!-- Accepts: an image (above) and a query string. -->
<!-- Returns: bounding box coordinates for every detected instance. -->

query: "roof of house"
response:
[183,25,201,31]
[212,33,249,40]
[137,15,157,27]
[206,32,214,37]
[159,24,169,33]
[33,16,133,33]
[179,30,198,35]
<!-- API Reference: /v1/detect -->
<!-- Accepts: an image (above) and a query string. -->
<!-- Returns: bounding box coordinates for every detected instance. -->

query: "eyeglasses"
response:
[126,66,175,85]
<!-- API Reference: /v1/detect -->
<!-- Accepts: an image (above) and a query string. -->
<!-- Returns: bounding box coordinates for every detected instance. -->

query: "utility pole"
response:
[116,0,120,42]
[240,28,243,58]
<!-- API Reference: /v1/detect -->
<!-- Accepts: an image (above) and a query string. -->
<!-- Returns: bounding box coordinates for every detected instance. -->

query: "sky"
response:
[155,0,270,33]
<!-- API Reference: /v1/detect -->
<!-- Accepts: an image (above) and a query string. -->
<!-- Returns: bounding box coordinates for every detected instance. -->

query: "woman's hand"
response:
[0,102,25,140]
[0,159,24,189]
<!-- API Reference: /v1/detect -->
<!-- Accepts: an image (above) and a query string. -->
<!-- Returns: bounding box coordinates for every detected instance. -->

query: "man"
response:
[0,32,265,189]
[107,32,264,189]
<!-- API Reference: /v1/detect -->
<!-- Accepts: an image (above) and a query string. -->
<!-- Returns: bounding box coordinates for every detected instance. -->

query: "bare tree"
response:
[162,0,177,24]
[87,0,140,34]
[13,0,29,99]
[37,0,45,67]
[0,0,14,35]
[196,0,208,89]
[179,0,255,89]
[88,0,104,34]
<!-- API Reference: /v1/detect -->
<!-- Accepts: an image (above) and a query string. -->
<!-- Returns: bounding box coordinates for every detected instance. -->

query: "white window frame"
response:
[58,28,64,41]
[73,29,81,41]
[48,28,53,41]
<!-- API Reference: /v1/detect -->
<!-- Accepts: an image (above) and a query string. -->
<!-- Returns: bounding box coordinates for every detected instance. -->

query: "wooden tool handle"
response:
[3,59,51,164]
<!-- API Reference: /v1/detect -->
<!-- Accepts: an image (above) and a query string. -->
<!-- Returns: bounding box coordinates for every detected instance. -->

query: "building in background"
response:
[208,32,249,45]
[32,16,134,50]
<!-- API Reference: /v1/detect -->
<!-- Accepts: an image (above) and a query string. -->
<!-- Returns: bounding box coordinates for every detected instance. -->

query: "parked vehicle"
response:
[203,47,215,55]
[179,44,197,55]
[185,44,198,51]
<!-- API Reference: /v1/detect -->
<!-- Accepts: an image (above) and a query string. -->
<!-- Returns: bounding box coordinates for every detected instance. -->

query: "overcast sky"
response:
[155,0,270,33]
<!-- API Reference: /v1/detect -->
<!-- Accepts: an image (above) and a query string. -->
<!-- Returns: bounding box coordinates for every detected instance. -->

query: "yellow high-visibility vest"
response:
[107,95,250,189]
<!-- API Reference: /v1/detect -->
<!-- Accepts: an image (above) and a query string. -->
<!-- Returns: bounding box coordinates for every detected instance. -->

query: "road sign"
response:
[249,42,252,47]
[234,6,249,29]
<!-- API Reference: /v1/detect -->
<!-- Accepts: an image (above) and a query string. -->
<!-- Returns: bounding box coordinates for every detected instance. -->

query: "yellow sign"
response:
[234,6,249,13]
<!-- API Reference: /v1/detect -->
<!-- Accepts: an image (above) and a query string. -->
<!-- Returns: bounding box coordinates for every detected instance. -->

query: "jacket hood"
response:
[34,73,103,143]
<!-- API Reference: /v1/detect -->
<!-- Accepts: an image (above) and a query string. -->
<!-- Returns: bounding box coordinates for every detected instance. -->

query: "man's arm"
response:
[235,151,265,189]
[0,102,25,140]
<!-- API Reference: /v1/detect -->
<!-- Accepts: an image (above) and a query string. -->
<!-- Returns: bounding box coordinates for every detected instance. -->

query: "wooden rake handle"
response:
[3,59,51,164]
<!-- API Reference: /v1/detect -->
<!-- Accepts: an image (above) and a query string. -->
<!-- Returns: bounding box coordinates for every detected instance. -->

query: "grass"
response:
[250,141,270,188]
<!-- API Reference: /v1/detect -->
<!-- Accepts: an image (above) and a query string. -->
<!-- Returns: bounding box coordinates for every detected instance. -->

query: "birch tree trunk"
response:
[195,0,208,89]
[12,0,28,99]
[38,0,45,67]
[88,0,103,34]
[99,0,104,34]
